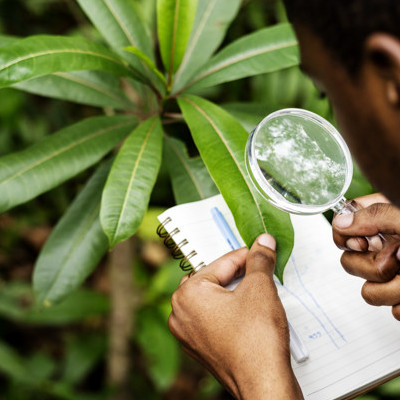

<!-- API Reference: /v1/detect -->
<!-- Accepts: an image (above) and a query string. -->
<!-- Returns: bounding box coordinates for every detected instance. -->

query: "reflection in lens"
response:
[254,114,347,207]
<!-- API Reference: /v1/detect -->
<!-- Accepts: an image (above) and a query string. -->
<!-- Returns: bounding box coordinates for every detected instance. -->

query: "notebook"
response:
[157,194,400,400]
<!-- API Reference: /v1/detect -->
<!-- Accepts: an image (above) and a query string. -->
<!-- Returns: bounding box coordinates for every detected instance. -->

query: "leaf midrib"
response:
[0,120,133,187]
[166,137,206,199]
[168,0,181,85]
[186,39,297,89]
[102,0,157,86]
[104,0,137,48]
[174,0,216,82]
[41,204,101,304]
[113,118,158,239]
[54,72,131,106]
[182,96,267,233]
[0,48,126,74]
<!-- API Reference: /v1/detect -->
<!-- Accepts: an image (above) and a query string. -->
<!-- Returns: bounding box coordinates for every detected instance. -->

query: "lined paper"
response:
[158,195,400,400]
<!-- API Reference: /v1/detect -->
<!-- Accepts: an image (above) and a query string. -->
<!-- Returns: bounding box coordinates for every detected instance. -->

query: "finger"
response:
[243,233,276,279]
[181,344,200,362]
[333,203,400,249]
[353,193,390,208]
[168,311,178,337]
[340,241,400,282]
[345,235,384,253]
[362,275,400,306]
[194,247,249,287]
[179,274,190,287]
[392,304,400,321]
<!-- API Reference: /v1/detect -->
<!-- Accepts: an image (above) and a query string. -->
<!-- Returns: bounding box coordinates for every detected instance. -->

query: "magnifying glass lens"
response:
[246,109,353,215]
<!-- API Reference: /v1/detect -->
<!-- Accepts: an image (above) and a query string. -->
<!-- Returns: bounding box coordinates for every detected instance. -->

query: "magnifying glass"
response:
[246,108,359,216]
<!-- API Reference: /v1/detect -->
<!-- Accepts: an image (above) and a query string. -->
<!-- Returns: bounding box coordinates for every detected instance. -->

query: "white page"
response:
[283,213,400,400]
[158,195,245,270]
[158,195,400,399]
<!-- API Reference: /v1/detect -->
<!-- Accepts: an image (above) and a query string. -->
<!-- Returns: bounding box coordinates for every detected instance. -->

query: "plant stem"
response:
[107,237,137,400]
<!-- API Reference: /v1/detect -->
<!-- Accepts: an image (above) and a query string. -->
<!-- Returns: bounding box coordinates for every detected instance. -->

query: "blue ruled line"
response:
[291,255,347,344]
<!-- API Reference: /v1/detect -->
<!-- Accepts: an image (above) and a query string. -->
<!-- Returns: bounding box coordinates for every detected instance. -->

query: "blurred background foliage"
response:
[0,0,393,399]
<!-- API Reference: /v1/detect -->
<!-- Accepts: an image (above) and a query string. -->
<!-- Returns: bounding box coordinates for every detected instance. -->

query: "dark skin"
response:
[293,23,400,319]
[169,22,400,398]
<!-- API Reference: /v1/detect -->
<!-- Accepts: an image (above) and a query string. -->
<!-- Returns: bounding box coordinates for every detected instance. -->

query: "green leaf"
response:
[28,289,110,325]
[163,135,218,204]
[101,117,163,248]
[0,283,109,325]
[0,115,137,213]
[146,259,185,300]
[182,23,299,92]
[178,95,293,281]
[157,0,198,86]
[136,307,180,390]
[0,35,133,88]
[0,34,18,48]
[379,377,400,396]
[76,0,153,61]
[33,161,111,306]
[221,102,275,132]
[25,353,56,382]
[63,333,106,385]
[0,340,29,383]
[124,46,166,85]
[14,71,133,109]
[76,0,165,93]
[172,0,241,92]
[345,161,374,200]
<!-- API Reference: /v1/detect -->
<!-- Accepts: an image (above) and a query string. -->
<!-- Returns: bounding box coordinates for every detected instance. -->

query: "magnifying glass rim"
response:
[246,108,353,215]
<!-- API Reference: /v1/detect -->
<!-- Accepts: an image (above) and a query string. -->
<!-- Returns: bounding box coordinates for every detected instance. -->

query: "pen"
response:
[211,207,241,250]
[211,206,309,363]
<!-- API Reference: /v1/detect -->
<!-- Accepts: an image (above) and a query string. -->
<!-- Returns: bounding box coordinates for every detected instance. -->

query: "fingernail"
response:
[396,247,400,261]
[346,238,362,252]
[367,235,383,252]
[333,213,354,229]
[258,234,276,250]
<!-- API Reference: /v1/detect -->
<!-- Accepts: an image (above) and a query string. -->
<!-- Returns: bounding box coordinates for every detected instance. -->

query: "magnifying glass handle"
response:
[335,198,387,249]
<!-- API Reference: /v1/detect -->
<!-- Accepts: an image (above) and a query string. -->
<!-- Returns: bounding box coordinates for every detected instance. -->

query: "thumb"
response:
[195,247,248,287]
[244,233,277,279]
[333,203,400,250]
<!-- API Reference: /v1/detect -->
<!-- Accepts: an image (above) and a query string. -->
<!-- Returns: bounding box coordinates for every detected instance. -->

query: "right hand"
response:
[332,193,400,319]
[168,234,304,399]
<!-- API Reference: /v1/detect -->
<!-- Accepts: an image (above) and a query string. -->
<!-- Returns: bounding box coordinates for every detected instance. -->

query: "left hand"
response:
[168,233,304,400]
[332,193,400,320]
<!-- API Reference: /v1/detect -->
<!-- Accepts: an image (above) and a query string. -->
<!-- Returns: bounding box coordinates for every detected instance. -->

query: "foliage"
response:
[0,0,378,399]
[0,0,301,303]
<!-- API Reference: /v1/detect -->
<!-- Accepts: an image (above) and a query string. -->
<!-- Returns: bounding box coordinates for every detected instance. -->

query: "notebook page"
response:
[157,195,245,270]
[282,214,400,400]
[158,195,400,399]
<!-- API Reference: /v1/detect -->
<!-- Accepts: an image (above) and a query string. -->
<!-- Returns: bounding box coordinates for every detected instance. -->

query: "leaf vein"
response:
[114,119,158,238]
[187,39,297,88]
[167,137,206,199]
[0,48,126,74]
[182,96,267,232]
[103,0,137,48]
[42,205,101,303]
[168,0,181,86]
[0,120,132,187]
[54,72,130,106]
[174,0,216,82]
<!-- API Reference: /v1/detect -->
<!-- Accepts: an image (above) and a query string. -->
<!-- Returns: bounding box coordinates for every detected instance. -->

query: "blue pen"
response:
[210,206,309,363]
[211,207,241,250]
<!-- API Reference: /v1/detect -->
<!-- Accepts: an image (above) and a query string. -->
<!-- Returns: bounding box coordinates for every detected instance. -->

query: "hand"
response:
[332,193,400,319]
[168,234,304,400]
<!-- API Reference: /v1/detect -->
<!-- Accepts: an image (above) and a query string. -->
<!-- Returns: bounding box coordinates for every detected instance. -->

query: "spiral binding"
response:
[157,217,205,272]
